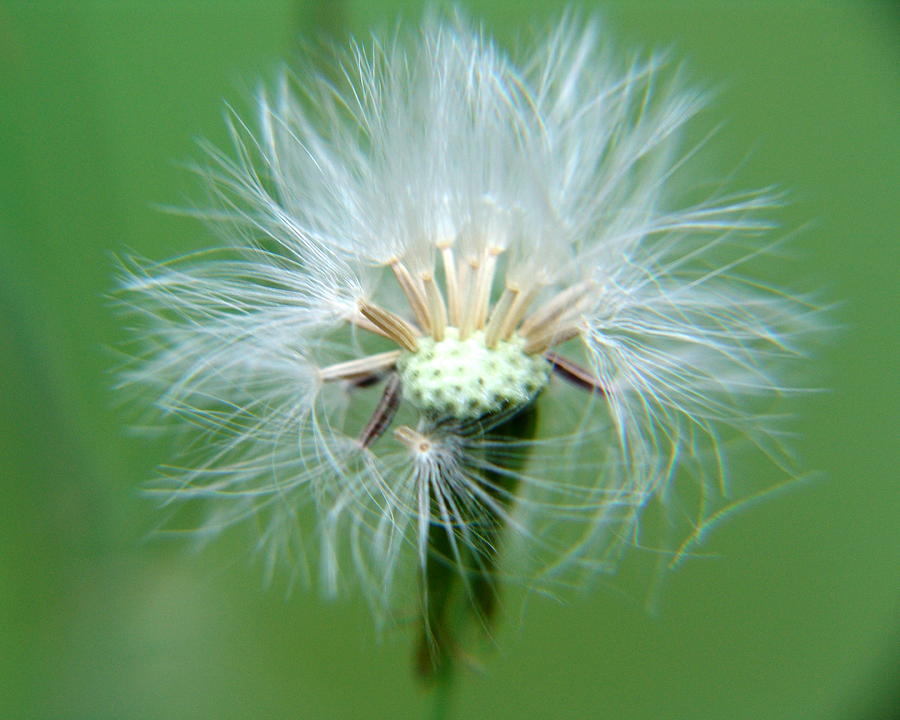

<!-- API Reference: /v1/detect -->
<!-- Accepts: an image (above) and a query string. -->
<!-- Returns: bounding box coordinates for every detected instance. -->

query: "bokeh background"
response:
[1,1,897,718]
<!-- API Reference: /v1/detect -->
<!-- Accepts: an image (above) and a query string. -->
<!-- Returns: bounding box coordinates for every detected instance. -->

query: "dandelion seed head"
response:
[119,11,816,625]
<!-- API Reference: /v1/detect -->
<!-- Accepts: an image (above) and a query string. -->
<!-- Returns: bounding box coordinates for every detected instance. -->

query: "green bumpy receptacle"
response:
[396,327,550,419]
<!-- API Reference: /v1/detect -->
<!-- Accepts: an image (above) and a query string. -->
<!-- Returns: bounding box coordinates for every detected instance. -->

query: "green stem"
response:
[471,401,539,625]
[414,401,540,701]
[427,664,454,720]
[415,514,458,680]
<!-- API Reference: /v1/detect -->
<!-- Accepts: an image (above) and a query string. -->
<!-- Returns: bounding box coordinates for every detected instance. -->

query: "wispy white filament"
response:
[119,12,815,621]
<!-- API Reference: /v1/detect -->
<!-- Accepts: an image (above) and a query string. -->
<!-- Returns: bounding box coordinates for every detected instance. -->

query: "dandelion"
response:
[120,12,813,682]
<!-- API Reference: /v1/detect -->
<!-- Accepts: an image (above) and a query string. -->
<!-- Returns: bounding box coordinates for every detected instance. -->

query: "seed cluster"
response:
[397,327,550,419]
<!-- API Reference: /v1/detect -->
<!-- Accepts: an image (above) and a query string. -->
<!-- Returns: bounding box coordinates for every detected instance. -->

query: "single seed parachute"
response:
[119,12,814,677]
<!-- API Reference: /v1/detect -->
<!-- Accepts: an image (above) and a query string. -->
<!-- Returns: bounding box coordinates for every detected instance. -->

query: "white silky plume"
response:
[120,13,814,621]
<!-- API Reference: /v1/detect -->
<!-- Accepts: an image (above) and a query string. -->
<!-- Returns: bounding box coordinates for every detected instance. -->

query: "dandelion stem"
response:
[413,402,540,694]
[427,672,454,720]
[471,401,538,624]
[416,511,459,682]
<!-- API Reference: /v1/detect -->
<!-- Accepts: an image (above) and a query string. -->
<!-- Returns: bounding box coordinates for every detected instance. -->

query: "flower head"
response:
[121,13,812,669]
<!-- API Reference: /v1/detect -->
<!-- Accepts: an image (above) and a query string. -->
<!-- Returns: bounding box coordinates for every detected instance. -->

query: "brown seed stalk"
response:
[357,373,403,449]
[545,352,607,395]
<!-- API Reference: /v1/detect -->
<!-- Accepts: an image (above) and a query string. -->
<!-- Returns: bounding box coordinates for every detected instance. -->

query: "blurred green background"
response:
[1,1,897,718]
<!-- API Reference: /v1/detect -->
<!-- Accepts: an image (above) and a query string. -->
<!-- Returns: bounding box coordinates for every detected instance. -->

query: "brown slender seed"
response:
[545,352,607,395]
[358,374,403,449]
